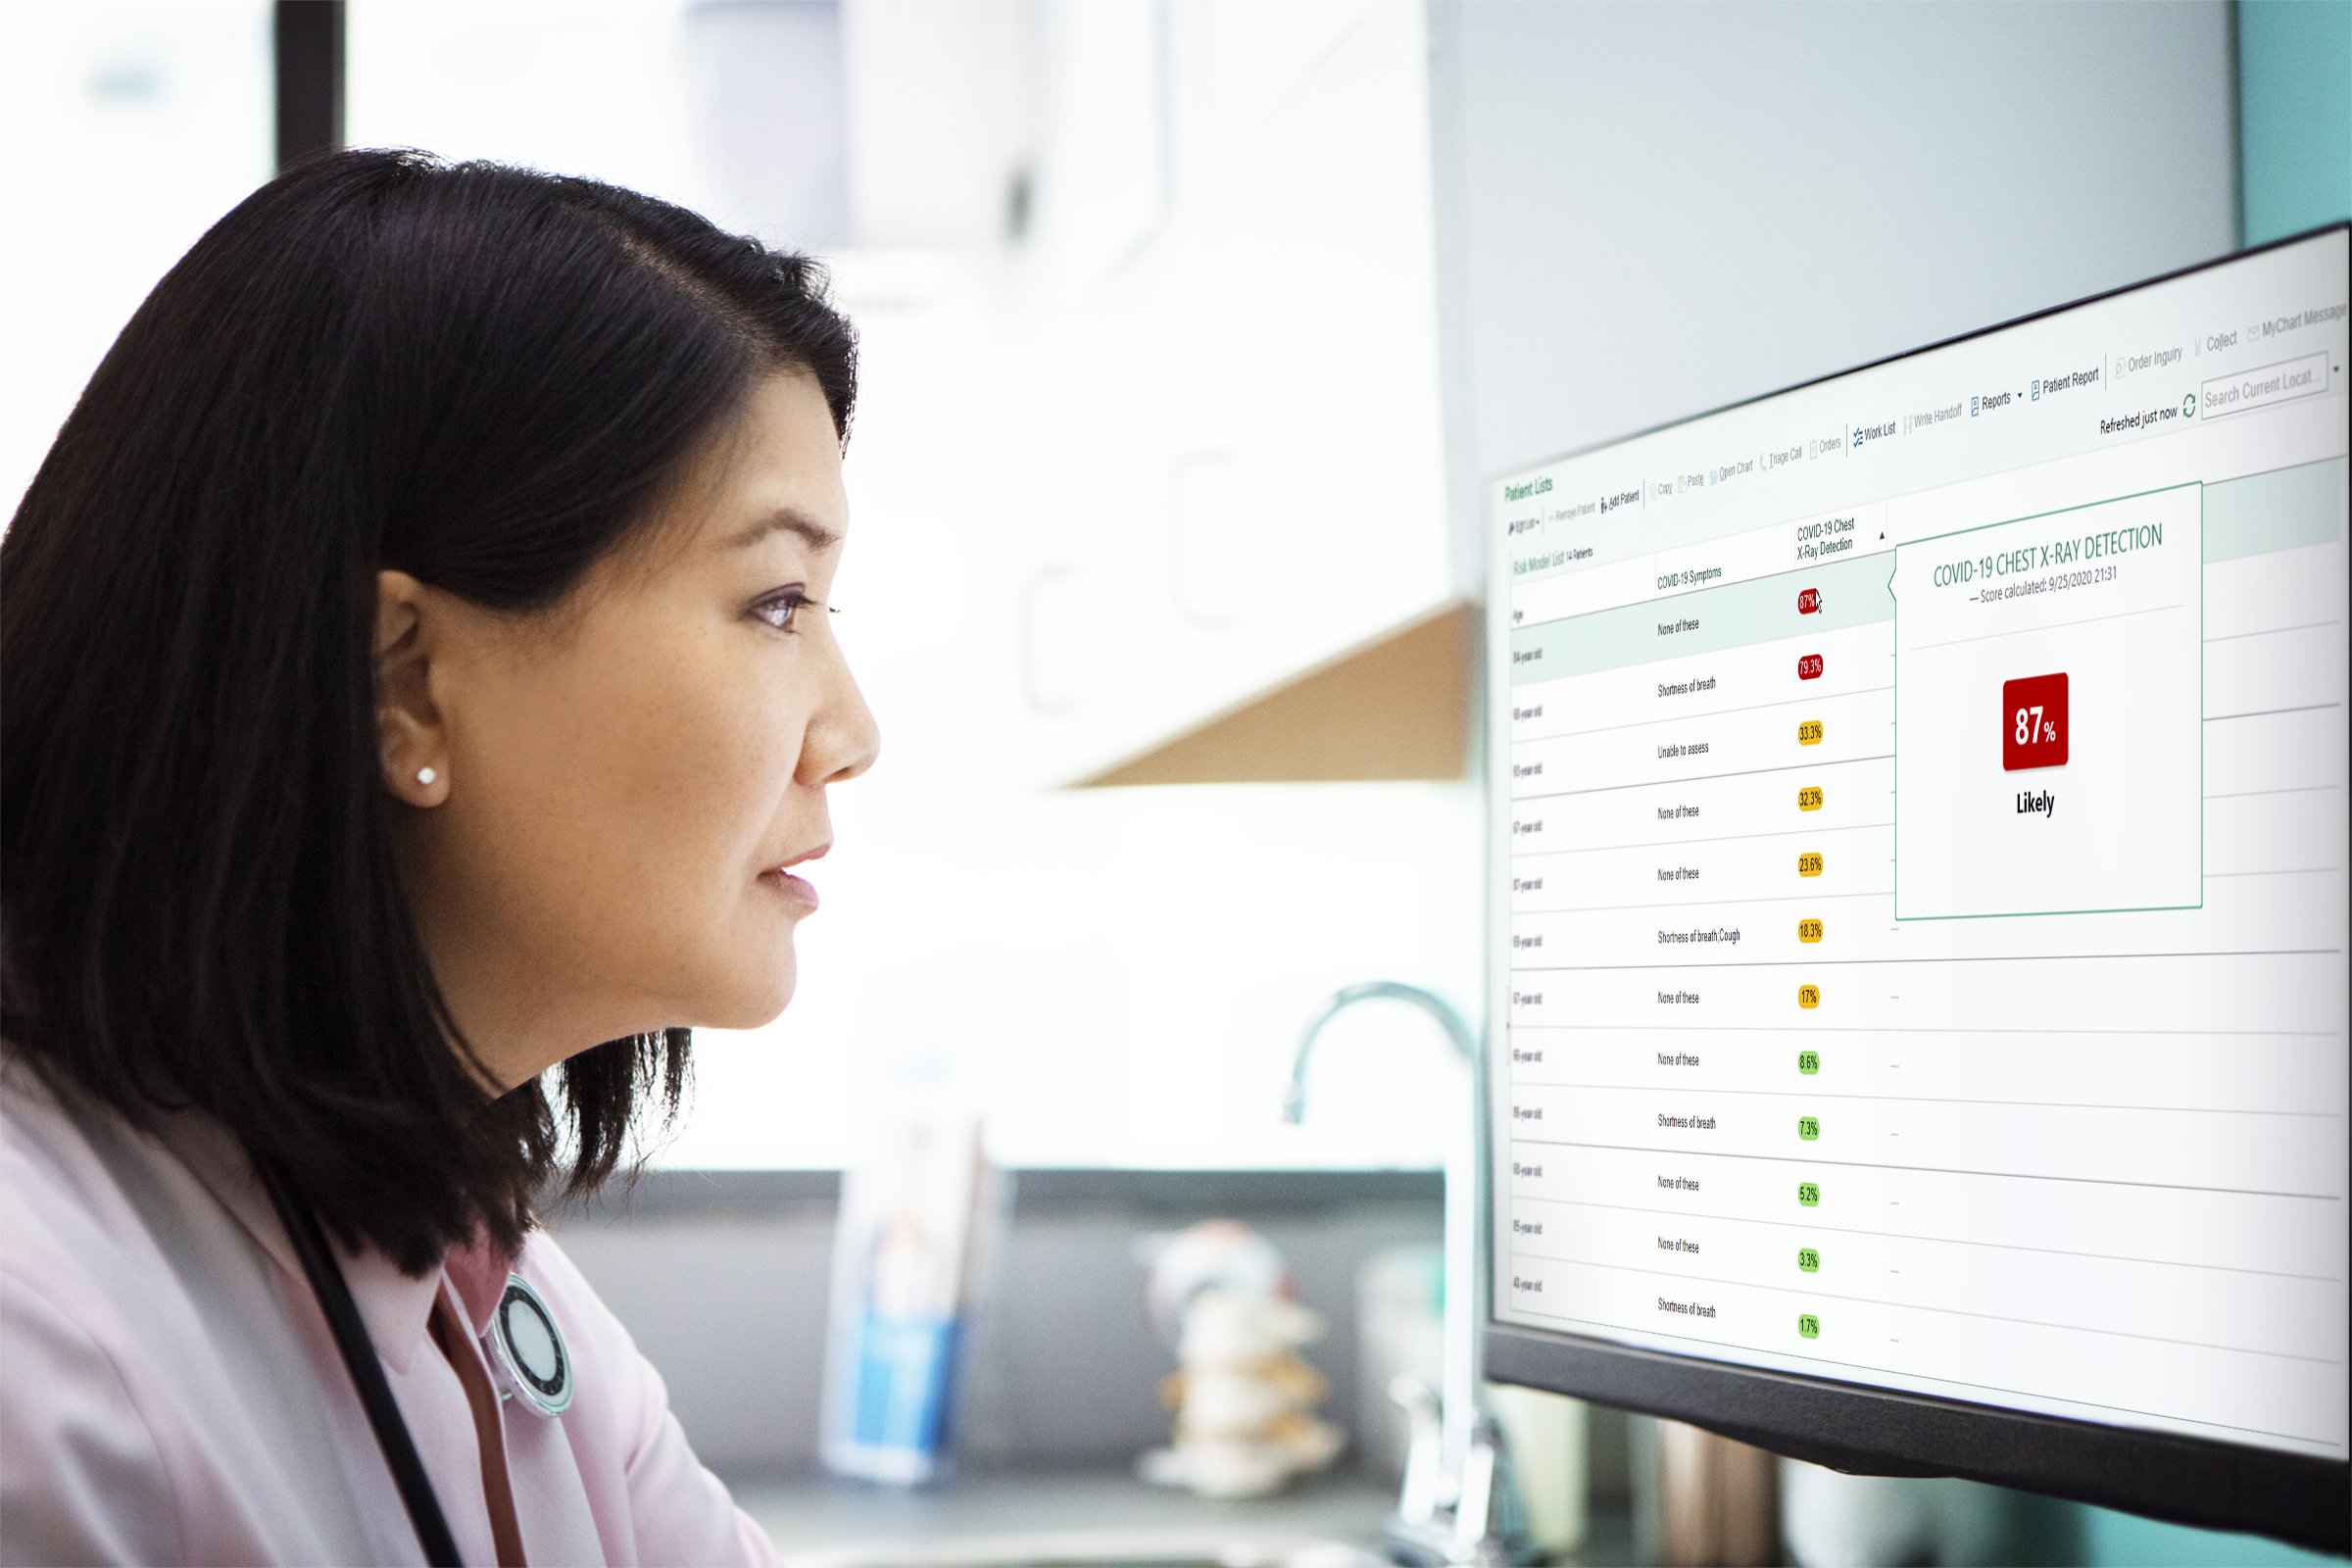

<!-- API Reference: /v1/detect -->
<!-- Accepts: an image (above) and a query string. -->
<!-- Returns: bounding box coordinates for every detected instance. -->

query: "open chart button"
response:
[1892,483,2202,919]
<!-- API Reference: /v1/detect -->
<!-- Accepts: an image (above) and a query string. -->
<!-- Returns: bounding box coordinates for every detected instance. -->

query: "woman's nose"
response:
[800,638,879,788]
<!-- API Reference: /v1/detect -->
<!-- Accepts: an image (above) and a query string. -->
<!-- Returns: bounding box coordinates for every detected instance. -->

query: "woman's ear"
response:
[375,570,451,807]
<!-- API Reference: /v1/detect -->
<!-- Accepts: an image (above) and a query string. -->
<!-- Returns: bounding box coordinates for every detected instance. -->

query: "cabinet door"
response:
[1004,0,1453,785]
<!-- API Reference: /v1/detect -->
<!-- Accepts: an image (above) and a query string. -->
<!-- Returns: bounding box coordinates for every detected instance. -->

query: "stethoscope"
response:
[259,1161,572,1567]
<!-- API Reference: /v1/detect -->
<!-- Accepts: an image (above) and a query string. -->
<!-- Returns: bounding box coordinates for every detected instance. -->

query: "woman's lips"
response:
[762,868,820,911]
[763,842,828,911]
[761,851,827,911]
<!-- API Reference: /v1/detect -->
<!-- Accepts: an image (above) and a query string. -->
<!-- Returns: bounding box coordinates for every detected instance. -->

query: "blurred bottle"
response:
[1487,1382,1589,1559]
[1635,1418,1780,1567]
[818,1117,1004,1484]
[1781,1462,2028,1567]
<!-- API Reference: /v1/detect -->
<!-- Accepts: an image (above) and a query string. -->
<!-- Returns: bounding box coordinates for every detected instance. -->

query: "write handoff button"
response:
[2002,673,2068,771]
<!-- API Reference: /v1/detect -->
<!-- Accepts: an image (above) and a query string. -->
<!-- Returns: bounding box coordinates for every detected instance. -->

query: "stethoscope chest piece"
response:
[482,1273,572,1418]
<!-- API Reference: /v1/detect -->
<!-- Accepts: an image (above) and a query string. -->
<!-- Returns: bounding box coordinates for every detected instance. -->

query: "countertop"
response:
[733,1470,1638,1566]
[737,1468,1396,1544]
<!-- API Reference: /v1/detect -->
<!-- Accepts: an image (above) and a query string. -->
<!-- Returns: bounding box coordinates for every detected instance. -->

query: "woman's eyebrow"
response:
[721,508,842,553]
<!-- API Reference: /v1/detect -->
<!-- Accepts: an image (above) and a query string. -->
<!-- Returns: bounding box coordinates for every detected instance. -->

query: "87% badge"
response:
[2002,673,2068,771]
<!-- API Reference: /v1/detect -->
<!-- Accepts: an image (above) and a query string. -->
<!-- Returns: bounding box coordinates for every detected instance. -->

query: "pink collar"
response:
[153,1109,517,1375]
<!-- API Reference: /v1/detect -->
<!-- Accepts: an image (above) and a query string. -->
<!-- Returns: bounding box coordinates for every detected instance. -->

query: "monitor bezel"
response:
[1479,221,2352,1553]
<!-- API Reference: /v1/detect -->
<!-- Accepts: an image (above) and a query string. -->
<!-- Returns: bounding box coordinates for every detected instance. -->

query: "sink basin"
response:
[775,1530,1383,1568]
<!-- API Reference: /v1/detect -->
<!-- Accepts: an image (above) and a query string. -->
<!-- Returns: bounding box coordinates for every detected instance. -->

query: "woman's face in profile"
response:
[375,371,880,1088]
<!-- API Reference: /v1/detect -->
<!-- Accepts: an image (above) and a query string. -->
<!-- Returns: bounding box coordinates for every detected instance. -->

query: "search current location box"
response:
[1892,483,2202,919]
[2202,351,2329,422]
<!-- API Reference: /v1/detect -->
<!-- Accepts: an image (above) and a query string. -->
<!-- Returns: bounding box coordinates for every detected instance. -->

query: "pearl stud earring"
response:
[416,766,437,786]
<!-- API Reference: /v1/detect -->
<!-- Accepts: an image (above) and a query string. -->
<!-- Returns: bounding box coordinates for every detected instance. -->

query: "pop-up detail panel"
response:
[1893,483,2202,919]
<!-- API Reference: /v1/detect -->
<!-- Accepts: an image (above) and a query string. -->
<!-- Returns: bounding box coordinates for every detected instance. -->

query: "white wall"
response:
[0,2,273,522]
[1425,0,2241,573]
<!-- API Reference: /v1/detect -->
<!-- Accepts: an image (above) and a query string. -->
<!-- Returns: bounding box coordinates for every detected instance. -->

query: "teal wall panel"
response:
[2087,1503,2345,1567]
[2240,0,2352,243]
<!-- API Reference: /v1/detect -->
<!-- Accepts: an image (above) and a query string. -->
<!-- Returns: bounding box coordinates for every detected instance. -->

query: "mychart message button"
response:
[2201,351,2328,421]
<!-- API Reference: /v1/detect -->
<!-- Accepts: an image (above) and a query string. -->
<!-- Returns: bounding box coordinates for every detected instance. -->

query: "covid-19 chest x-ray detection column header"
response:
[1483,227,2350,1546]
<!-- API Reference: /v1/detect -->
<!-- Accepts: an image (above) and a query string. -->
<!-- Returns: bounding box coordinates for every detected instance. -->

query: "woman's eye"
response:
[754,589,809,632]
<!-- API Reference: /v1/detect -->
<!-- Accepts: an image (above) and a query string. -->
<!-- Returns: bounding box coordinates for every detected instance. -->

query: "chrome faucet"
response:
[1286,982,1530,1565]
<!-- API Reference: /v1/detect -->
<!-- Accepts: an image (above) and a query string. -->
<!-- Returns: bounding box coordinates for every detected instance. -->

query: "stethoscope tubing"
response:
[257,1155,465,1568]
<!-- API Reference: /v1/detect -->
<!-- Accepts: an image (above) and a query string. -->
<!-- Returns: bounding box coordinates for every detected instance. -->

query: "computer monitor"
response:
[1483,225,2350,1550]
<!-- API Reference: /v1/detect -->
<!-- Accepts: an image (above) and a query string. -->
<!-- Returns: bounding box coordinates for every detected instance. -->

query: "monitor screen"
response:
[1484,226,2349,1544]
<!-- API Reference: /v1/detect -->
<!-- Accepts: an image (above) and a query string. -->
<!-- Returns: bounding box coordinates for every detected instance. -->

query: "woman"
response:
[1,150,878,1565]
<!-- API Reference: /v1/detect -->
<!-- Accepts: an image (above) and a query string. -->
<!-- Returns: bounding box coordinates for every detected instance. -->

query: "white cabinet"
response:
[836,0,1452,790]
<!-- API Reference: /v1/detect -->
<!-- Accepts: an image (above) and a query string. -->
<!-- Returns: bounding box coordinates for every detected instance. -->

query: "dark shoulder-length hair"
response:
[1,150,857,1272]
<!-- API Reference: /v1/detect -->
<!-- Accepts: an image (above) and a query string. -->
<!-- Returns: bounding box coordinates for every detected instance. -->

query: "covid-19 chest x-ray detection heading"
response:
[1483,225,2351,1551]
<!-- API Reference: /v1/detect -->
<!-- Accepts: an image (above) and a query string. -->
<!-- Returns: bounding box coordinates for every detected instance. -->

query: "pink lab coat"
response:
[0,1057,776,1566]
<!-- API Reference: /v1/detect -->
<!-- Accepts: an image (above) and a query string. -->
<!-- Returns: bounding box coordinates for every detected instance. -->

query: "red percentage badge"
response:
[2002,673,2068,771]
[1797,654,1824,680]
